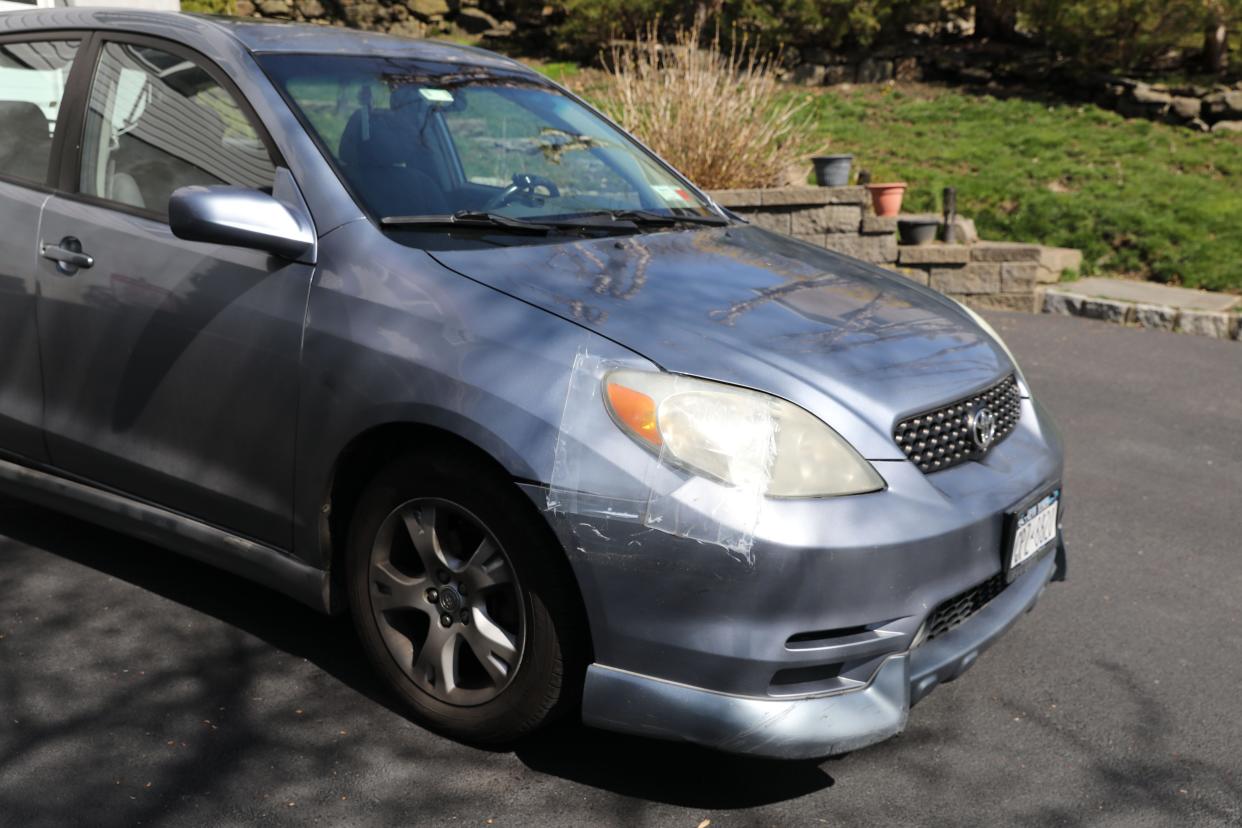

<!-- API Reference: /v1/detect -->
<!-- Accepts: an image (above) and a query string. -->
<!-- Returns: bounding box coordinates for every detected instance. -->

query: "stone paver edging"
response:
[1044,287,1241,342]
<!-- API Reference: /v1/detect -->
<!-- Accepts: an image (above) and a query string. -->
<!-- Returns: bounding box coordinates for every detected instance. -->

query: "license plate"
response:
[1007,489,1060,577]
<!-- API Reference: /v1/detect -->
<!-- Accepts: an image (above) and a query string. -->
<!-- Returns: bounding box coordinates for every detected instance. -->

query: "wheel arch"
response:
[319,422,592,664]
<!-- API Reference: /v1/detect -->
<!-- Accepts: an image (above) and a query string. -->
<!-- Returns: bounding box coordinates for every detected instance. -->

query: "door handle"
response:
[41,237,94,274]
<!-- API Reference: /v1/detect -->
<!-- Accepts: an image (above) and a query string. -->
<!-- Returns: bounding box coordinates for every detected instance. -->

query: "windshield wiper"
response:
[380,211,557,234]
[603,209,729,227]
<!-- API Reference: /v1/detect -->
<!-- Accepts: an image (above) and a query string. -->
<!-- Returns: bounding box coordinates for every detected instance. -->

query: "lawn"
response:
[551,68,1242,292]
[795,84,1242,292]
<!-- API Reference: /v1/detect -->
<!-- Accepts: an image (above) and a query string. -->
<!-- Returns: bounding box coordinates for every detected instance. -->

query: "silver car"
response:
[0,9,1066,759]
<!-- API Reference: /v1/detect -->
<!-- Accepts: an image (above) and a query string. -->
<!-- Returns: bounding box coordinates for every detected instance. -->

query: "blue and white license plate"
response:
[1009,490,1060,573]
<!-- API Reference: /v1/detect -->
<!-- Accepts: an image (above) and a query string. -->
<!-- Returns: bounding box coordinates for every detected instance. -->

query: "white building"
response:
[0,1,180,12]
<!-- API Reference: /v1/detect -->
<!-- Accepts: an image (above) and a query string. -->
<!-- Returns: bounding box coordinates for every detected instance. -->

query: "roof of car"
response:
[0,7,527,69]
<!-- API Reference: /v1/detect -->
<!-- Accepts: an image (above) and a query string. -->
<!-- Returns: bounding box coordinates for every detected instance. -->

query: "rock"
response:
[388,18,429,37]
[235,0,254,14]
[744,210,793,235]
[257,0,291,15]
[1169,96,1201,121]
[708,188,764,209]
[455,6,499,33]
[1204,90,1242,120]
[898,244,971,265]
[897,268,930,286]
[959,293,1039,313]
[1043,289,1083,317]
[1189,118,1211,132]
[894,56,922,82]
[959,66,993,84]
[788,63,826,85]
[945,216,978,244]
[293,0,324,16]
[343,1,380,28]
[1037,246,1083,277]
[929,263,1001,294]
[481,21,517,38]
[860,215,898,235]
[1211,120,1242,133]
[1119,82,1171,117]
[823,65,854,85]
[1079,297,1133,323]
[1177,310,1234,339]
[856,58,894,84]
[1001,262,1038,293]
[970,241,1043,263]
[1133,303,1177,331]
[791,205,862,235]
[407,0,449,18]
[819,234,898,264]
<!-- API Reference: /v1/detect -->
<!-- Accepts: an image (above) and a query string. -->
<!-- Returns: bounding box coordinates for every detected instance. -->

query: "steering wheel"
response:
[484,173,561,209]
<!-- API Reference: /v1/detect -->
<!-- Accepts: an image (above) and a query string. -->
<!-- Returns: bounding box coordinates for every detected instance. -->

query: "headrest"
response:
[0,102,51,149]
[338,108,415,169]
[0,101,52,178]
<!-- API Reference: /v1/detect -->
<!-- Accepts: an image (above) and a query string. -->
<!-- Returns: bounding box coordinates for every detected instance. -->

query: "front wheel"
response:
[345,449,584,744]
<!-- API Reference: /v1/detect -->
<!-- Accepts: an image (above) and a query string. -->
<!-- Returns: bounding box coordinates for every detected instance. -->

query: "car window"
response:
[79,41,275,215]
[0,39,79,186]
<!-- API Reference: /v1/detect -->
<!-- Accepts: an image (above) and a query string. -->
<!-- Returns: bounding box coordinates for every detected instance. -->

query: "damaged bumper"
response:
[577,550,1057,759]
[527,350,1067,758]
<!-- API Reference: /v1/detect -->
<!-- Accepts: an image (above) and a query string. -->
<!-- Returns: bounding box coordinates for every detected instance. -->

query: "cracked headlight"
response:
[603,370,885,497]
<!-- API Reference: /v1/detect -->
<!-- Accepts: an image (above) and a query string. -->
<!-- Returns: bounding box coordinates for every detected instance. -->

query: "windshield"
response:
[260,54,718,230]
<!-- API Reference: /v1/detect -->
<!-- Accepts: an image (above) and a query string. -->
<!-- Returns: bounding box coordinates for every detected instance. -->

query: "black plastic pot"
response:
[812,154,854,187]
[898,218,940,246]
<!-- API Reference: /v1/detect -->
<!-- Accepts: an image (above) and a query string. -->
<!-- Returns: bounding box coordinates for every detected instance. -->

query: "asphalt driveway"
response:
[1,311,1239,827]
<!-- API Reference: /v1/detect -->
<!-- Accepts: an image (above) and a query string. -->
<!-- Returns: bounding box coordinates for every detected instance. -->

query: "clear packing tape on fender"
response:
[546,348,780,566]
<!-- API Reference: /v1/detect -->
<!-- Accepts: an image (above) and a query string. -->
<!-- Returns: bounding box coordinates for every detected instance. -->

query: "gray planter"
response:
[898,218,940,246]
[812,154,854,187]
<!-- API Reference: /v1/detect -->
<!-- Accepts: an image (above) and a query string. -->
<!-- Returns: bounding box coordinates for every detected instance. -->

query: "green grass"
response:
[530,61,584,85]
[796,85,1242,292]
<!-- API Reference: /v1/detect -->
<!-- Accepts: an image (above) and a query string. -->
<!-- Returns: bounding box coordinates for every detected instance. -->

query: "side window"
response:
[0,39,79,186]
[80,41,275,215]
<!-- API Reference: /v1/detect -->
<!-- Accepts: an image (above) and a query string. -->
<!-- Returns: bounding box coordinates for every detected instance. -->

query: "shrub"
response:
[181,0,236,14]
[583,15,825,189]
[522,0,941,60]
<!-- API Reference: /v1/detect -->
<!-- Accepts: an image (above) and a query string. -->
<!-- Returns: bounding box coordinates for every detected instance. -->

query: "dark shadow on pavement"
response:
[515,720,834,809]
[0,495,834,811]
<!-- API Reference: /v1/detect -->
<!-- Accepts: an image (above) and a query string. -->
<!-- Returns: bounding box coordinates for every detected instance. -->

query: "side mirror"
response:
[169,177,316,263]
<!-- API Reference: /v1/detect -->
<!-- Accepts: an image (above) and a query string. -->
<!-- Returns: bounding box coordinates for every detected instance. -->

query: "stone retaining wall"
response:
[709,185,1081,313]
[783,44,1242,135]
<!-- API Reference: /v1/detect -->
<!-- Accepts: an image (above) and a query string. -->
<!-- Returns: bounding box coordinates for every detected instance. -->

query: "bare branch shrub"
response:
[585,15,824,190]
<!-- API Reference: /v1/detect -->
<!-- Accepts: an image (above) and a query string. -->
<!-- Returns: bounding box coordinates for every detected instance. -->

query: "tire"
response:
[345,446,585,745]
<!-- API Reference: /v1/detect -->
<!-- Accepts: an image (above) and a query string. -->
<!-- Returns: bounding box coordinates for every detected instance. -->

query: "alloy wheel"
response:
[367,497,524,706]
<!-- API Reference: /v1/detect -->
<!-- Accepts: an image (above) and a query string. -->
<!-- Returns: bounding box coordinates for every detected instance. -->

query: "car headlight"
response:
[602,370,885,497]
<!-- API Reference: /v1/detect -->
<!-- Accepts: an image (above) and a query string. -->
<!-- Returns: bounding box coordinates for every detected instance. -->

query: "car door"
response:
[35,34,313,548]
[0,34,81,463]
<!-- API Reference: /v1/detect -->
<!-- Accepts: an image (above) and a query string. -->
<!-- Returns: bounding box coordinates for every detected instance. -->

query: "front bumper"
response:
[580,549,1058,759]
[526,392,1065,758]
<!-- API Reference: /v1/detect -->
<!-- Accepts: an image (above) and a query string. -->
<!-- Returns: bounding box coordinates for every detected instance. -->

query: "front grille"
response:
[924,573,1007,641]
[893,374,1021,473]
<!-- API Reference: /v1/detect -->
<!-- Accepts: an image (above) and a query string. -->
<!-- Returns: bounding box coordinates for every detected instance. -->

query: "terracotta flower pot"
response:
[866,183,908,217]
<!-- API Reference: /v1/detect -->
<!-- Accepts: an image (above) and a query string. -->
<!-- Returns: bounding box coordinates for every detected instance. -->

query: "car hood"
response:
[427,225,1013,460]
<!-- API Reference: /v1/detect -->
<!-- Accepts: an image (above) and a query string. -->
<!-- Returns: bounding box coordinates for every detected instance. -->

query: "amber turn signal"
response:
[605,381,662,447]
